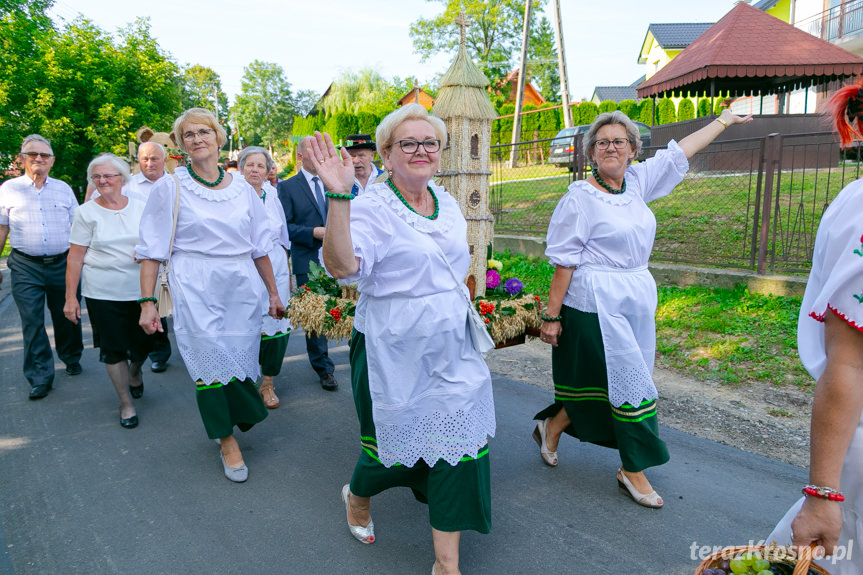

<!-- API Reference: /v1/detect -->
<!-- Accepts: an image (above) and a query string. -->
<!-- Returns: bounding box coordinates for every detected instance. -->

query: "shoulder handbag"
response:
[436,244,496,354]
[156,174,181,318]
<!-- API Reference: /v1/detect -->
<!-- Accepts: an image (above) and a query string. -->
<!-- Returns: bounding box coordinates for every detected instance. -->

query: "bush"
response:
[618,99,639,121]
[521,104,539,134]
[598,100,618,114]
[575,101,598,126]
[323,112,358,143]
[714,97,729,115]
[678,98,695,121]
[697,98,712,118]
[537,103,559,133]
[356,111,378,136]
[638,99,654,125]
[657,98,677,124]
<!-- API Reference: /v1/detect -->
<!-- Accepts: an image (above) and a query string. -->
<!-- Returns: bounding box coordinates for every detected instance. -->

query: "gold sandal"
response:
[259,376,280,409]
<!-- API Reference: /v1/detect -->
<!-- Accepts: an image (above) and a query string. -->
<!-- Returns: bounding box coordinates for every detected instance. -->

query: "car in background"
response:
[547,120,652,169]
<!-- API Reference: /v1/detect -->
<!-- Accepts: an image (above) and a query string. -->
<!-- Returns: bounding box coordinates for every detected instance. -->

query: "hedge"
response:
[678,98,695,121]
[638,99,654,125]
[697,98,712,118]
[657,98,677,124]
[598,100,618,114]
[576,101,599,126]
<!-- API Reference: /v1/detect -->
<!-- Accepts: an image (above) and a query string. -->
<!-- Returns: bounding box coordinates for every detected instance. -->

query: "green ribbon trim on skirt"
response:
[360,436,489,465]
[261,330,291,341]
[195,377,241,391]
[554,385,657,424]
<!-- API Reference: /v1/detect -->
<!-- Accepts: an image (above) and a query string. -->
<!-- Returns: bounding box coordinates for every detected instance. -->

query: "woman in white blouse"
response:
[239,146,292,409]
[534,109,750,509]
[136,108,284,483]
[313,104,495,575]
[766,82,863,575]
[64,154,153,428]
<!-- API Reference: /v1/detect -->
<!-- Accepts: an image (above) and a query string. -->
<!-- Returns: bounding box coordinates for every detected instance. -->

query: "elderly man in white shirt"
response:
[345,134,384,197]
[91,141,174,373]
[0,134,84,399]
[89,141,169,203]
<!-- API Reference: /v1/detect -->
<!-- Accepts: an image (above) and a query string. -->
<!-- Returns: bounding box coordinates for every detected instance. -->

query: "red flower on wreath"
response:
[329,307,342,322]
[479,301,496,315]
[484,317,490,324]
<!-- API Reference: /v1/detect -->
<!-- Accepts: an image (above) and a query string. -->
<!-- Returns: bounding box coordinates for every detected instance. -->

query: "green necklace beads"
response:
[386,178,439,220]
[593,171,626,195]
[188,164,225,187]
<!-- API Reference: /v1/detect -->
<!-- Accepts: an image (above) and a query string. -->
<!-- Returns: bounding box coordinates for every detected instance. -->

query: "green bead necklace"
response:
[188,164,225,187]
[385,178,439,220]
[593,171,626,195]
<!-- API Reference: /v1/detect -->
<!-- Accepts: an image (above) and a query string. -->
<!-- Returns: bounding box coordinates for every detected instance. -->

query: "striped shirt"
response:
[0,175,77,256]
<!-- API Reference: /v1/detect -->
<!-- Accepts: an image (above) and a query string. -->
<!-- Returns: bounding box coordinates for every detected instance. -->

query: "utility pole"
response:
[509,0,532,168]
[551,0,572,128]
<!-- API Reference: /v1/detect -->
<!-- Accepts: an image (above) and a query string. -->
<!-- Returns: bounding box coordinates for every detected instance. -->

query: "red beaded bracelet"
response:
[802,485,845,502]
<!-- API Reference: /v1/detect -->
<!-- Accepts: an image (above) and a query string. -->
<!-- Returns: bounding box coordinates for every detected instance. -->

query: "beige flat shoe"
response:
[617,467,663,508]
[532,418,558,467]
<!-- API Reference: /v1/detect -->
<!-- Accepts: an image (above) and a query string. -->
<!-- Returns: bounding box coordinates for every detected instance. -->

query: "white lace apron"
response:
[572,263,658,408]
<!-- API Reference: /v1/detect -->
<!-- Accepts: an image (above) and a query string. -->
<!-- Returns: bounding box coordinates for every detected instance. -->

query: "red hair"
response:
[829,78,863,147]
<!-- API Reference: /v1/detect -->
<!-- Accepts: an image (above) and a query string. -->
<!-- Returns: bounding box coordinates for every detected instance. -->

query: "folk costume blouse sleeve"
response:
[798,180,863,380]
[135,175,174,261]
[626,139,689,203]
[338,193,396,285]
[545,189,590,268]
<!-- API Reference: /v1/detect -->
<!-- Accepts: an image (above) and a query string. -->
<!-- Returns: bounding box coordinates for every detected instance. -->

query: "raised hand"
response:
[307,131,355,195]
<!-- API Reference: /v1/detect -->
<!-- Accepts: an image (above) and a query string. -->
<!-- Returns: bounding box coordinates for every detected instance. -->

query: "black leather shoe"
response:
[29,384,52,400]
[320,373,338,391]
[150,361,168,373]
[130,383,144,399]
[65,363,82,376]
[120,414,139,429]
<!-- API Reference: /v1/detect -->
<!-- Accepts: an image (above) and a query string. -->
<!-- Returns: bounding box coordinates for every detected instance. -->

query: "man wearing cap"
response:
[344,134,385,197]
[0,134,84,399]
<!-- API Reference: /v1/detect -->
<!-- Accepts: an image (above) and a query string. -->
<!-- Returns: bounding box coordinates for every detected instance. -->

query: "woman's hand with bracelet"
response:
[138,299,162,335]
[540,312,563,347]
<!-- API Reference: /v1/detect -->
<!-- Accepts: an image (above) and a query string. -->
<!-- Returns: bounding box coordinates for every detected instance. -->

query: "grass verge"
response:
[493,251,810,389]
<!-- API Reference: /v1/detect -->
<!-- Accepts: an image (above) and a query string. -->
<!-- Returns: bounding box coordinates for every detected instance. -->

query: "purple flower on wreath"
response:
[504,278,523,296]
[486,269,501,289]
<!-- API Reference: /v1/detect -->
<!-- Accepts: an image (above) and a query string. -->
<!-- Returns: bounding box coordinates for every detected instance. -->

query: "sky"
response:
[47,0,738,104]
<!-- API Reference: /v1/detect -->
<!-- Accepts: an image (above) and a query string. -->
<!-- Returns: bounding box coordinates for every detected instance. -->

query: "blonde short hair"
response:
[171,107,227,153]
[375,103,447,157]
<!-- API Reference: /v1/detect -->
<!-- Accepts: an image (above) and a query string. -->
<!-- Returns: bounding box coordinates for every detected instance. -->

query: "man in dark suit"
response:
[277,136,337,391]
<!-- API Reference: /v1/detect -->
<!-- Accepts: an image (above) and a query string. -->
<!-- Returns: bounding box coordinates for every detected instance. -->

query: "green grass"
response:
[493,251,810,389]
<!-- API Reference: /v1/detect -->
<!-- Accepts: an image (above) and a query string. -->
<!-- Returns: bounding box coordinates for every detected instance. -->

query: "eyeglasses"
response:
[393,139,441,154]
[22,152,53,159]
[595,138,630,150]
[182,128,216,141]
[91,173,121,181]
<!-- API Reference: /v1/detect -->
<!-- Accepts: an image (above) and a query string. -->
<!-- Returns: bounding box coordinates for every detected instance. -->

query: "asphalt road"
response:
[0,287,807,575]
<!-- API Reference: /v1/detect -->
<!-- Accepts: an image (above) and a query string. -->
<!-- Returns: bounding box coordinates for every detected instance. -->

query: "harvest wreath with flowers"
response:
[288,260,542,346]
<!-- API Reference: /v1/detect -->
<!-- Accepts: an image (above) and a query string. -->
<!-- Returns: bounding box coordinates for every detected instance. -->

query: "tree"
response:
[231,60,296,150]
[0,0,55,169]
[527,16,559,103]
[678,98,695,121]
[410,0,542,83]
[657,98,677,124]
[180,65,229,124]
[321,68,413,118]
[25,16,182,190]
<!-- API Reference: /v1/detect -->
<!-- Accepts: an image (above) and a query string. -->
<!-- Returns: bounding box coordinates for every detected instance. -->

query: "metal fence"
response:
[490,131,861,274]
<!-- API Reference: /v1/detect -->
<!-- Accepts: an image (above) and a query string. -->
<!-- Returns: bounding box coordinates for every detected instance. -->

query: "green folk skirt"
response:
[195,378,268,439]
[259,331,290,376]
[348,330,491,534]
[534,306,669,473]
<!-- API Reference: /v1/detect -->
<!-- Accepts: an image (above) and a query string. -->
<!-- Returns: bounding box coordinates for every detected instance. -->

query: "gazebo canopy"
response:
[637,2,863,99]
